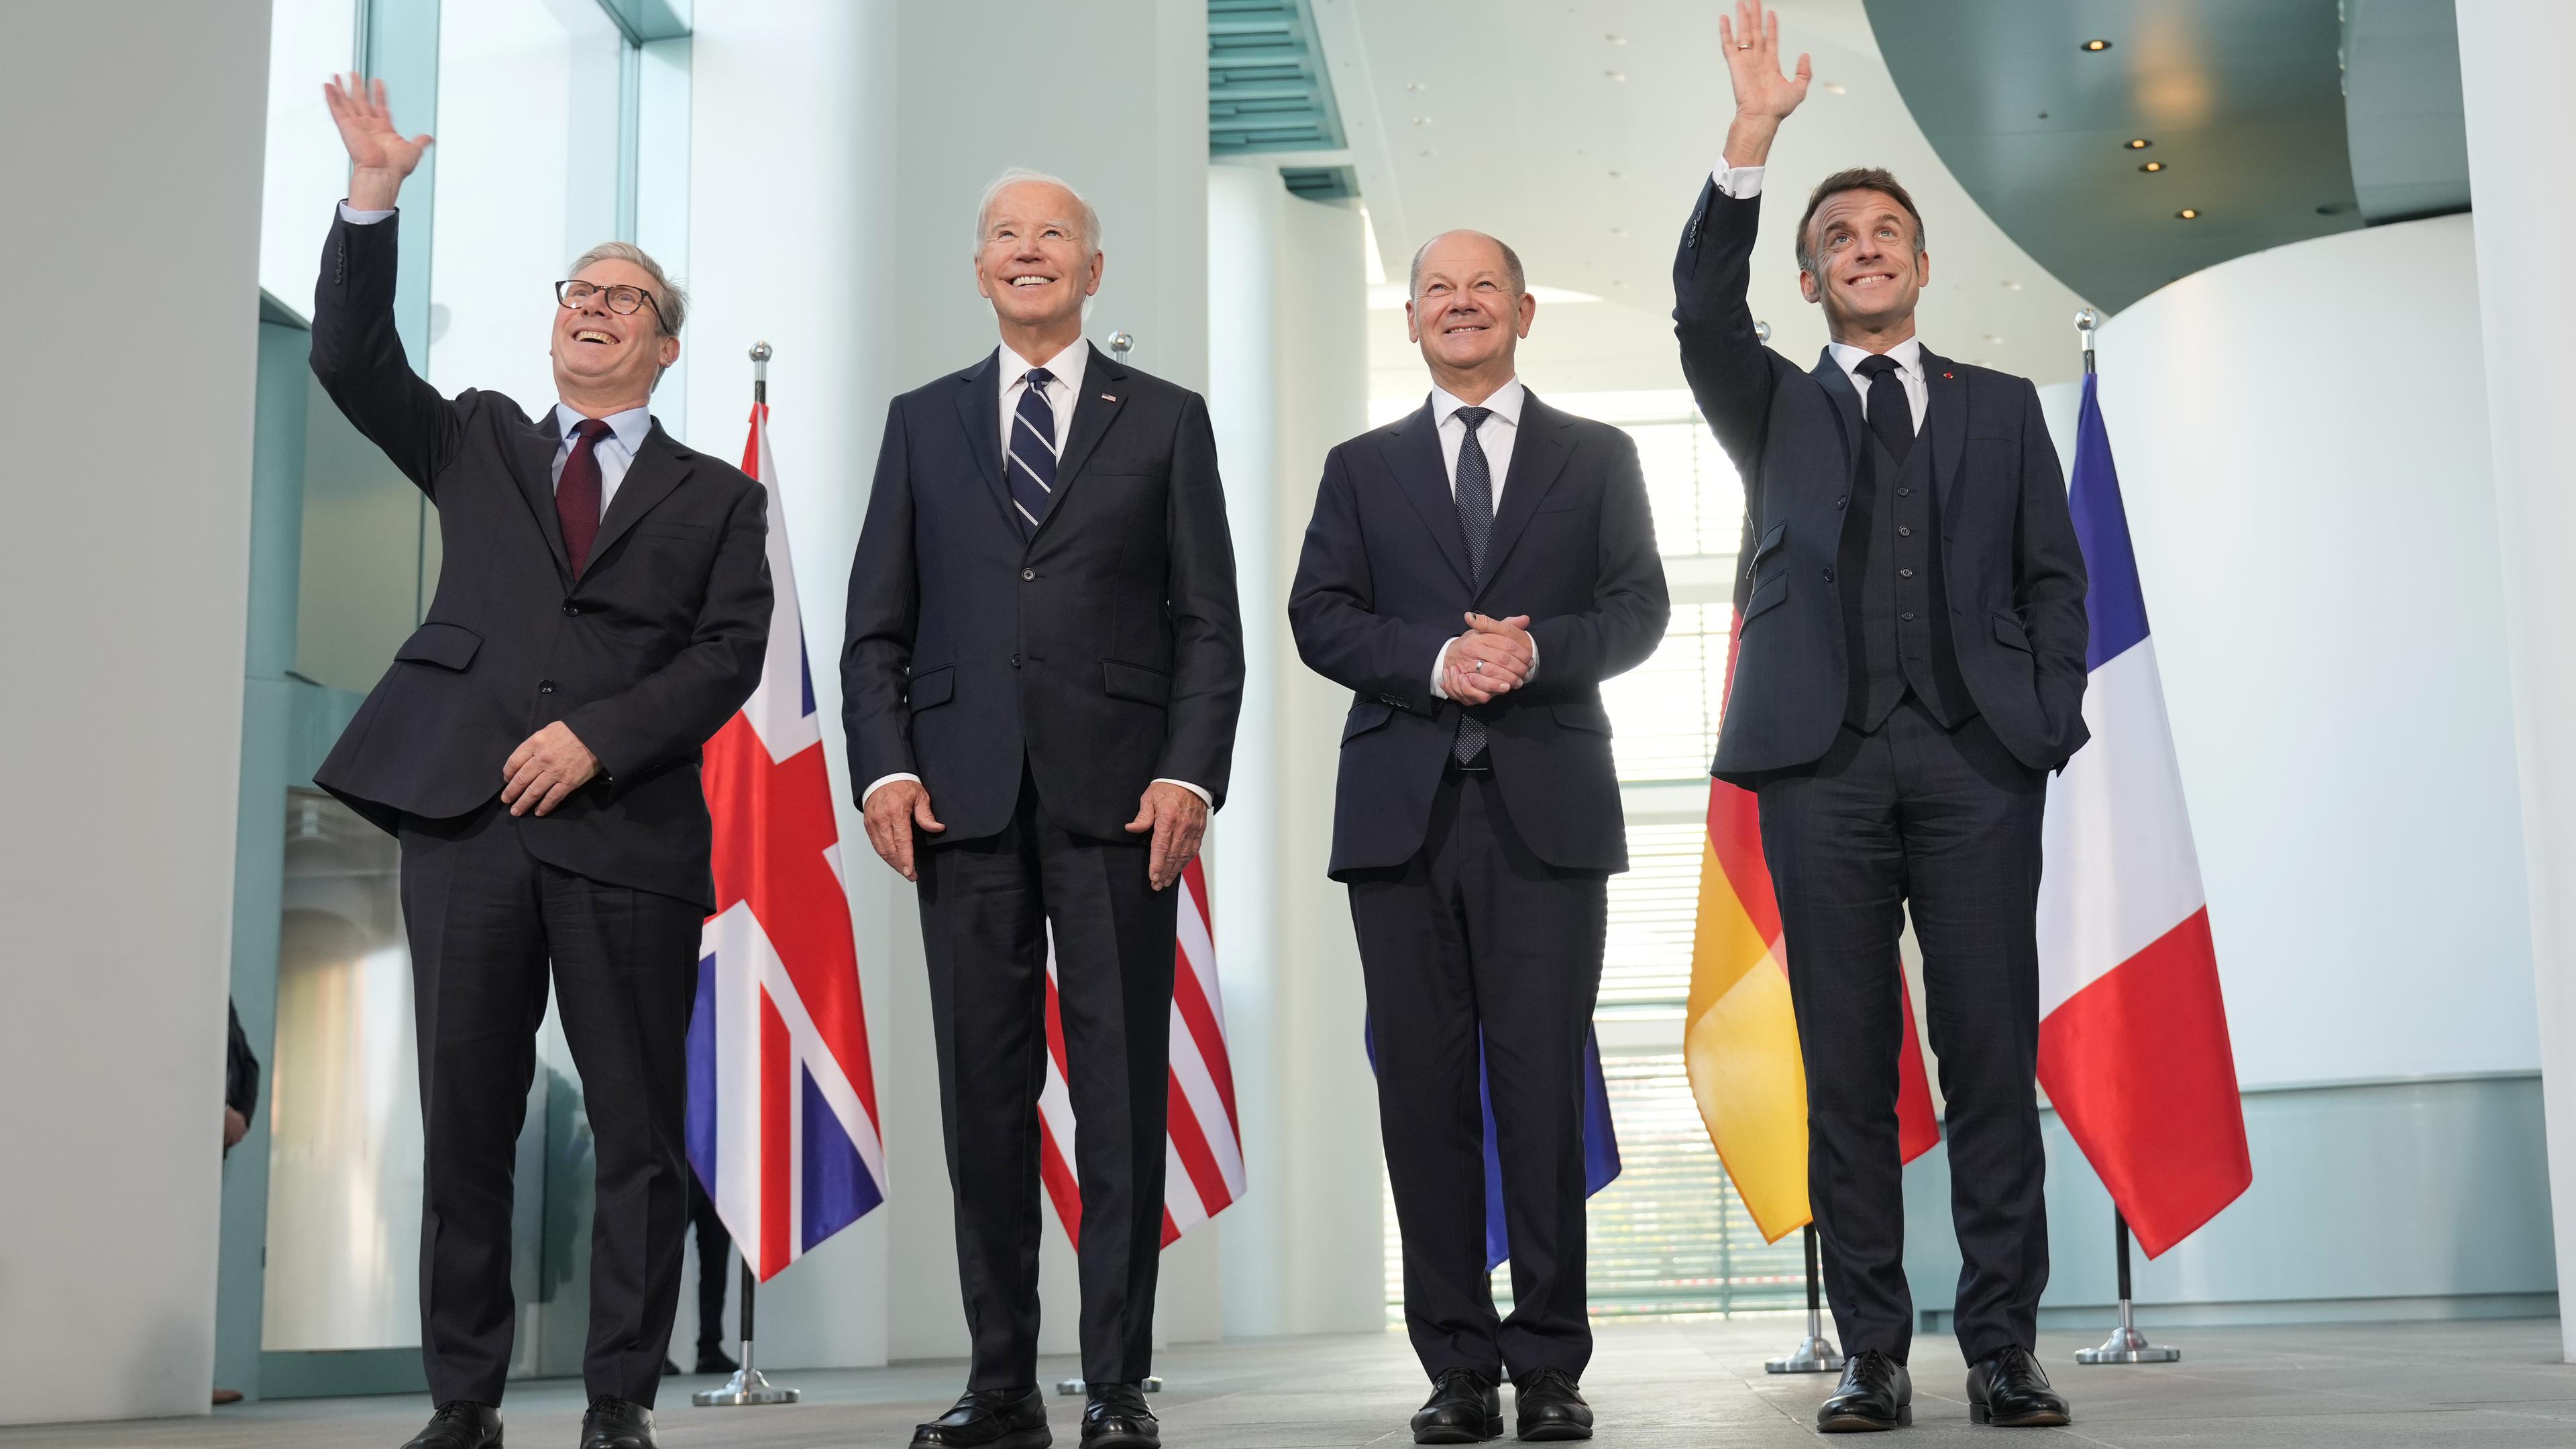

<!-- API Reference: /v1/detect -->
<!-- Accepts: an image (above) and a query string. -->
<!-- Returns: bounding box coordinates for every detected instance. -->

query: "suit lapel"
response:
[953,350,1018,537]
[1921,348,1967,517]
[1474,392,1574,598]
[1811,348,1864,496]
[1379,401,1474,590]
[587,422,694,566]
[513,409,575,583]
[1034,345,1126,542]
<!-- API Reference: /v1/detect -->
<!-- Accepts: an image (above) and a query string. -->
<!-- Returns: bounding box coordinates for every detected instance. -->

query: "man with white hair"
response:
[843,170,1243,1449]
[309,76,771,1449]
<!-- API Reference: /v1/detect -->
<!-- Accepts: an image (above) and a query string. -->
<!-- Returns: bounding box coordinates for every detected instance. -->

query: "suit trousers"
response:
[915,766,1177,1390]
[1754,696,2050,1364]
[1348,768,1607,1382]
[397,800,702,1407]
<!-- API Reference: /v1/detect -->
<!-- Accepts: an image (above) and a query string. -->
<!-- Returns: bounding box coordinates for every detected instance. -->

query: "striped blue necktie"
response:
[1009,366,1059,538]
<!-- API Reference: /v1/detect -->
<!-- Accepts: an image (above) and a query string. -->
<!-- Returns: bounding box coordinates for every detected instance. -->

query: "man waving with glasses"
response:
[307,75,771,1449]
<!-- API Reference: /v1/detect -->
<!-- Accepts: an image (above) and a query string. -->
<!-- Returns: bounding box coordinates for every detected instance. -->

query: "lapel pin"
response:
[1102,393,1118,402]
[1943,371,1955,379]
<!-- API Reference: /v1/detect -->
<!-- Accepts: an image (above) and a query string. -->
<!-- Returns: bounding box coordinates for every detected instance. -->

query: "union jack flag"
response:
[1036,858,1244,1246]
[686,399,888,1279]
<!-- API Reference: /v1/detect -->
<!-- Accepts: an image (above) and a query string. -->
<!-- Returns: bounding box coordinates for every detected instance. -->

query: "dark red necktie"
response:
[558,416,614,577]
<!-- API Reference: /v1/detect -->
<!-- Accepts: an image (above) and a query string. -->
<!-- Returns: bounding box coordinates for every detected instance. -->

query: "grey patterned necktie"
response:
[1452,405,1495,764]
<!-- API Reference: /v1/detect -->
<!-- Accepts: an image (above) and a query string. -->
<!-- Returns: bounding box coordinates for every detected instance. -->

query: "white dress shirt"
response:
[861,336,1211,812]
[1711,164,1929,433]
[1424,379,1539,699]
[549,402,653,508]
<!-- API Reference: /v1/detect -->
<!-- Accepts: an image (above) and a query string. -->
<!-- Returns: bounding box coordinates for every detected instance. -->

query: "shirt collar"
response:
[999,337,1091,394]
[1429,377,1526,429]
[553,402,652,454]
[1828,337,1924,384]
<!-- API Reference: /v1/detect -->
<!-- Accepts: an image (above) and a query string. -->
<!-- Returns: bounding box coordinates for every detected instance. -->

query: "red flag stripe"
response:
[1165,1067,1233,1218]
[1170,947,1238,1136]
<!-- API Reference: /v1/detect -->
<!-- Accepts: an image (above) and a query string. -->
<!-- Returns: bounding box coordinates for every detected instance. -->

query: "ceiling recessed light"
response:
[1984,334,2005,344]
[2000,280,2022,290]
[1823,80,1847,95]
[1605,70,1627,82]
[2081,38,2113,52]
[2125,138,2152,150]
[1405,81,1426,92]
[2140,160,2165,172]
[1605,33,1626,45]
[2177,208,2201,220]
[1412,115,1432,125]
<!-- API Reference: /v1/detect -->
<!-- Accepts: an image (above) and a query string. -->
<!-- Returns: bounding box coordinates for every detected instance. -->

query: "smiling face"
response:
[973,179,1103,341]
[1799,187,1928,338]
[1405,229,1536,384]
[549,257,680,403]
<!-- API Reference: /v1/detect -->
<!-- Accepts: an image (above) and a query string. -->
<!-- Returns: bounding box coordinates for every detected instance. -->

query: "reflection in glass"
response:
[262,790,422,1350]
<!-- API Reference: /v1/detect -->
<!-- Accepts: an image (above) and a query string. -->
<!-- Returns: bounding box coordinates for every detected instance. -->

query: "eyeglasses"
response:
[555,279,665,325]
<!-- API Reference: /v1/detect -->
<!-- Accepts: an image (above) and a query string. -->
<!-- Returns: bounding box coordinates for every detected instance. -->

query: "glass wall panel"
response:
[428,0,626,409]
[261,0,362,313]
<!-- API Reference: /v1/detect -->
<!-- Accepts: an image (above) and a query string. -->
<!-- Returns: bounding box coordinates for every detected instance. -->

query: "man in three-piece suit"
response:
[843,170,1244,1449]
[1289,229,1669,1446]
[309,76,771,1449]
[1673,4,2090,1433]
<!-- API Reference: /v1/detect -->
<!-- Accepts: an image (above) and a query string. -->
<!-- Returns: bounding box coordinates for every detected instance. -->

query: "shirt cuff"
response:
[338,201,396,224]
[1711,162,1766,199]
[1152,778,1214,808]
[861,772,921,807]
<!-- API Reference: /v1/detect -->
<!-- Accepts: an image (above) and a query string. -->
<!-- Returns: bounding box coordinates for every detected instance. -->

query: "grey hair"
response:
[972,168,1103,257]
[570,240,687,337]
[1408,229,1526,299]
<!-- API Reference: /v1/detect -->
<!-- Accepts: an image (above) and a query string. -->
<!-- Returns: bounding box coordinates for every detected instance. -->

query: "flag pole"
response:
[695,340,802,1411]
[2060,309,2181,1368]
[1765,1225,1845,1375]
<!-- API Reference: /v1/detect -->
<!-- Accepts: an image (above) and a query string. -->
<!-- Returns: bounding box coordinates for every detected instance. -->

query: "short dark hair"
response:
[1409,229,1526,299]
[1794,168,1927,276]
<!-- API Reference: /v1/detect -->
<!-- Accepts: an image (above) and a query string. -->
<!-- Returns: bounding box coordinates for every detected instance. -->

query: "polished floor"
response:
[8,1317,2576,1447]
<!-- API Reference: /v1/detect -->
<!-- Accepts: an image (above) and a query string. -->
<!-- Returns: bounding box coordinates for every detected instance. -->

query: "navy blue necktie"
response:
[1452,405,1495,764]
[1009,366,1059,538]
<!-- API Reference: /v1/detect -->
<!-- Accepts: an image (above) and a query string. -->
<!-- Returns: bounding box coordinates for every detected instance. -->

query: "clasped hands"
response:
[500,722,602,817]
[865,778,1203,892]
[1442,612,1536,706]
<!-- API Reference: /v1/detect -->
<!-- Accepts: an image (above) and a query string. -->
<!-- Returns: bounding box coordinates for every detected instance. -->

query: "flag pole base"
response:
[692,1332,801,1407]
[2074,1302,2180,1365]
[1765,1334,1845,1375]
[1055,1377,1163,1396]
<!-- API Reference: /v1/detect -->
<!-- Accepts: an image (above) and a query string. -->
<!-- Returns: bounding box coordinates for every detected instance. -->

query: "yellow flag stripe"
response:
[1684,835,1813,1243]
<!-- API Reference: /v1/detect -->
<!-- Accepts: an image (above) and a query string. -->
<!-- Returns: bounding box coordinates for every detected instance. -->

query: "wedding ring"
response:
[1473,659,1486,673]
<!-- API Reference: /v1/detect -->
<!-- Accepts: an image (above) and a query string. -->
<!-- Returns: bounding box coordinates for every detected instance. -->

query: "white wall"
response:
[1203,165,1387,1339]
[2040,215,2536,1090]
[0,2,272,1426]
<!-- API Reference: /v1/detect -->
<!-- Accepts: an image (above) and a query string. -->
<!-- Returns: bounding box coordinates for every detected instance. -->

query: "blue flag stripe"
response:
[2069,373,2151,669]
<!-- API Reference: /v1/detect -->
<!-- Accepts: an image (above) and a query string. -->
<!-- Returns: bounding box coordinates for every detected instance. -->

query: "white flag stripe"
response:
[2035,637,2209,1019]
[706,901,888,1187]
[1163,1138,1208,1231]
[705,905,766,1265]
[743,421,822,761]
[1167,1006,1247,1190]
[1174,894,1226,1036]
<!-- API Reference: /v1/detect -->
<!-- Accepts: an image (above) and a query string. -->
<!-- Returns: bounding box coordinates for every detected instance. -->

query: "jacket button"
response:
[1900,568,1915,579]
[1901,611,1917,622]
[1835,496,1847,509]
[562,602,580,616]
[1897,487,1912,496]
[1010,653,1022,668]
[539,680,556,694]
[1823,569,1835,583]
[1022,568,1036,581]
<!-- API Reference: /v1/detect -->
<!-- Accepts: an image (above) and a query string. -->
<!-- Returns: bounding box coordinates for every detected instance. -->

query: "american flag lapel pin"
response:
[1102,393,1118,402]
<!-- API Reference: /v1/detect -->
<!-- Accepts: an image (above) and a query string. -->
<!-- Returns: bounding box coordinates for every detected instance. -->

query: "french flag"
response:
[688,401,888,1279]
[2034,372,2251,1258]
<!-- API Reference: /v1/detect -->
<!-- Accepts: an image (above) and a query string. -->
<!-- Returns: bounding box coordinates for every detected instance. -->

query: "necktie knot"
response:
[1024,366,1055,392]
[1856,354,1900,381]
[1454,405,1493,434]
[571,416,613,443]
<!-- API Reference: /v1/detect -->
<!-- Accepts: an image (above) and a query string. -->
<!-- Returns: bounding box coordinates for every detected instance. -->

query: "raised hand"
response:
[1717,1,1811,170]
[322,72,433,211]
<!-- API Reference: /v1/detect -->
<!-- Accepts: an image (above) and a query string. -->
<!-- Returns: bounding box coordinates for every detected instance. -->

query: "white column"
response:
[1203,164,1387,1338]
[2457,0,2576,1362]
[0,0,272,1425]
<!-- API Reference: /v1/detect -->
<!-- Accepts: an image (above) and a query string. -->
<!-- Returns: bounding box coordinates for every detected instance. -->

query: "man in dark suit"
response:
[309,76,771,1449]
[1672,4,2089,1433]
[843,169,1243,1449]
[1289,229,1668,1445]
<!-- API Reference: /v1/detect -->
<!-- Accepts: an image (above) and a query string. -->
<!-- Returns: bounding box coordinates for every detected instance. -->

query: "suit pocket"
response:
[1342,699,1393,743]
[907,664,955,712]
[1749,519,1787,566]
[637,522,716,541]
[394,621,482,671]
[1743,570,1789,624]
[1992,613,2034,653]
[1552,698,1615,735]
[1103,659,1173,707]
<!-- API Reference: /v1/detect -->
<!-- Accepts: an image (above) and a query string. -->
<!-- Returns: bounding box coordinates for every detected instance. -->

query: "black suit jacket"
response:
[1672,180,2089,784]
[307,211,773,909]
[1287,392,1670,879]
[841,348,1244,843]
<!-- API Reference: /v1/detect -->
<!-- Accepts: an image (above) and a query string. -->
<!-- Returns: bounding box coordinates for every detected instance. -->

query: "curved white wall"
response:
[2047,215,2536,1089]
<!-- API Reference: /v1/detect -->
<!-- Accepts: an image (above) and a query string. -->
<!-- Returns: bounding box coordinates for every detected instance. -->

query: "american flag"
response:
[687,399,888,1278]
[1036,857,1245,1246]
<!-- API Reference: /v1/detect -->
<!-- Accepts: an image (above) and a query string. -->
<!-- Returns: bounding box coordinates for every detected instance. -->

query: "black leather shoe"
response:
[910,1386,1052,1449]
[579,1396,655,1449]
[695,1344,739,1375]
[1511,1368,1593,1441]
[1817,1351,1912,1433]
[1967,1346,2070,1428]
[400,1401,501,1449]
[1081,1381,1159,1446]
[1412,1367,1503,1444]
